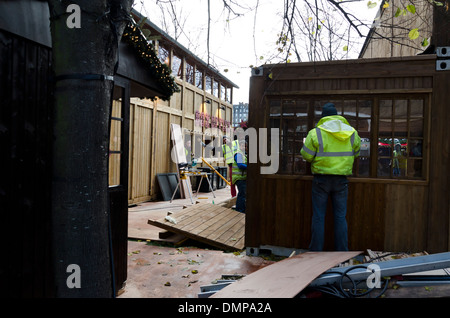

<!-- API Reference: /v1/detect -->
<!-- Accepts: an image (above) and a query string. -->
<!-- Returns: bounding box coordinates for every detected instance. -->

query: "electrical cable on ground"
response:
[309,265,390,298]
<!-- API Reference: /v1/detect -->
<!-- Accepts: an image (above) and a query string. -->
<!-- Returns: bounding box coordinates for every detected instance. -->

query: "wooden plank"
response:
[147,203,245,250]
[196,209,238,238]
[212,251,361,298]
[214,214,245,246]
[206,212,244,242]
[180,205,226,232]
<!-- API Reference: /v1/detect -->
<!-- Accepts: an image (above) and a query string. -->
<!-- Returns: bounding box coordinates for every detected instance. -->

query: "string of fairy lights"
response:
[122,21,180,101]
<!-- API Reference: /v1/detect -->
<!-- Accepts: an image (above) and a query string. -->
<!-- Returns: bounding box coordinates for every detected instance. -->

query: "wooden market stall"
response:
[120,11,238,205]
[246,55,450,253]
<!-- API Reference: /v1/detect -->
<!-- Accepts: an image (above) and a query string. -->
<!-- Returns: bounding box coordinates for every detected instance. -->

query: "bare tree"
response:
[143,0,441,65]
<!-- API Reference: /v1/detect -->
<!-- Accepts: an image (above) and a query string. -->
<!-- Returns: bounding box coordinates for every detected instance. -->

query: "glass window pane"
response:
[395,99,408,119]
[280,155,292,174]
[343,100,357,118]
[377,157,391,177]
[409,139,423,157]
[360,138,371,157]
[221,85,226,101]
[159,46,169,64]
[410,118,423,137]
[283,120,297,139]
[293,140,302,154]
[195,69,203,89]
[358,118,371,135]
[270,119,280,130]
[358,157,370,177]
[407,159,423,178]
[295,118,309,134]
[109,97,122,187]
[358,100,372,136]
[270,99,281,121]
[205,75,212,93]
[314,100,324,119]
[379,100,392,118]
[213,80,219,97]
[294,155,306,174]
[172,54,182,79]
[186,62,194,84]
[394,118,408,137]
[410,99,424,118]
[393,143,407,177]
[378,118,392,136]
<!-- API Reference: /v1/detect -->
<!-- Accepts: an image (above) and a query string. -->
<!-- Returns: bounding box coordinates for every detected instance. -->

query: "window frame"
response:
[267,94,429,181]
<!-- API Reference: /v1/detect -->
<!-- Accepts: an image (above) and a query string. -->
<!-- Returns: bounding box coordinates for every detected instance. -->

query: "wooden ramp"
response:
[147,202,245,251]
[212,251,361,298]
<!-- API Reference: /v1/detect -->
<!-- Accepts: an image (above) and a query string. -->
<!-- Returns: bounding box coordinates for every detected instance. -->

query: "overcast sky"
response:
[136,0,378,104]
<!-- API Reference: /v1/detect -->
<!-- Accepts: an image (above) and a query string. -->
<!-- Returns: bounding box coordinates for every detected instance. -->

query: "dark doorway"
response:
[109,78,130,295]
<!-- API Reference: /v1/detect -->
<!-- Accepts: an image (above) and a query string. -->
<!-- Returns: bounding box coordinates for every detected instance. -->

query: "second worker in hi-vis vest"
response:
[301,103,361,252]
[232,140,247,213]
[222,135,239,198]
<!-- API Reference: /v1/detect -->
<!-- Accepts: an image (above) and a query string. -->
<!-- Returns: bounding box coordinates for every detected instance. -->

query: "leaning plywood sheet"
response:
[212,251,361,298]
[147,202,245,251]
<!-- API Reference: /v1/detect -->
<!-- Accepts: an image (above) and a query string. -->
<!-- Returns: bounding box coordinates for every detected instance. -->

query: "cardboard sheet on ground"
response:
[147,202,245,251]
[212,251,361,298]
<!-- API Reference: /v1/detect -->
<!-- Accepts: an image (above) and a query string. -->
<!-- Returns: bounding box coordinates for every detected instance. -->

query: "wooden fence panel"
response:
[127,101,153,204]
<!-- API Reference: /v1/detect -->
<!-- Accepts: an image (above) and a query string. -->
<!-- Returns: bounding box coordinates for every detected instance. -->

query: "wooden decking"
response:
[147,202,245,251]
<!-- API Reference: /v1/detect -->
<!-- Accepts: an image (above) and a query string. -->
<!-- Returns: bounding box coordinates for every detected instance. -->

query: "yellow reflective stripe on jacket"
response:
[232,150,247,184]
[314,128,359,157]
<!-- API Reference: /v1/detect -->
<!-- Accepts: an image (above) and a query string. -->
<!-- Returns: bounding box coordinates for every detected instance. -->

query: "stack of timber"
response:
[147,201,244,251]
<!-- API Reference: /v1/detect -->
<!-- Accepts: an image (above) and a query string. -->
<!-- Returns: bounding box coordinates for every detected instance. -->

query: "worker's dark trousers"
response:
[309,175,348,251]
[235,179,246,213]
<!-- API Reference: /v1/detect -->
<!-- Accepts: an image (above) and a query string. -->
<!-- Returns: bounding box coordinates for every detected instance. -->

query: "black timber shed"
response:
[0,0,175,297]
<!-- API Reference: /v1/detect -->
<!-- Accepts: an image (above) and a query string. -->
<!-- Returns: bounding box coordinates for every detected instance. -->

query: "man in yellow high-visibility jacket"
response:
[222,135,239,197]
[301,103,361,251]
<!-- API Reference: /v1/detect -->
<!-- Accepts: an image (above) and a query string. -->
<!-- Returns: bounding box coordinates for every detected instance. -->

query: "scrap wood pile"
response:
[200,249,450,299]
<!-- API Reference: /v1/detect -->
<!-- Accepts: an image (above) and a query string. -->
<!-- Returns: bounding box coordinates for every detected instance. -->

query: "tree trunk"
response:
[48,0,133,297]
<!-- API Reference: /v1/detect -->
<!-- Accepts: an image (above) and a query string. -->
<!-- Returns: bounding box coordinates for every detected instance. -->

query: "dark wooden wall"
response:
[0,29,54,297]
[247,55,449,253]
[1,29,130,297]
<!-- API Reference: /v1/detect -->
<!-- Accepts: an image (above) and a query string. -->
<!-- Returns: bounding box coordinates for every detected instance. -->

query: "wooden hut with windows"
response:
[246,0,450,255]
[246,54,449,254]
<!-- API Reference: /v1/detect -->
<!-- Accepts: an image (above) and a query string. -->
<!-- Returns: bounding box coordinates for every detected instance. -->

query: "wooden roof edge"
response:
[260,54,437,70]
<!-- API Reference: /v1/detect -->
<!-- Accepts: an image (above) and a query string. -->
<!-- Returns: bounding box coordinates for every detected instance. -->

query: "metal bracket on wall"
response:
[251,66,263,77]
[436,59,450,71]
[436,47,450,71]
[436,46,450,57]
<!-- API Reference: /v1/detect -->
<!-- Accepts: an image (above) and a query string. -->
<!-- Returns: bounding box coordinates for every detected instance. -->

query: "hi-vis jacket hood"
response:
[301,115,361,176]
[317,115,355,142]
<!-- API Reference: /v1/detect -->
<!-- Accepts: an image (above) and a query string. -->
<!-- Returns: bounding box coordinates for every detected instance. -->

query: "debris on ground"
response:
[198,249,450,299]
